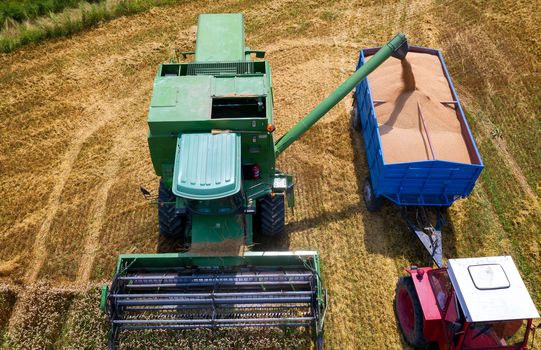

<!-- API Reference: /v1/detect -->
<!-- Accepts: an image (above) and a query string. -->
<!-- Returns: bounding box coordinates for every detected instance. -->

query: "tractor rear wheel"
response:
[363,177,382,212]
[395,276,430,349]
[258,194,285,236]
[158,180,186,240]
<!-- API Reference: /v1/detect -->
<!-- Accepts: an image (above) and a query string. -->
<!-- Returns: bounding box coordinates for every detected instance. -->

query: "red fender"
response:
[406,267,442,342]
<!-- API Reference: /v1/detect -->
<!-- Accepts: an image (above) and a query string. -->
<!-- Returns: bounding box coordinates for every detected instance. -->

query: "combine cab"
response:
[395,256,540,349]
[102,12,410,349]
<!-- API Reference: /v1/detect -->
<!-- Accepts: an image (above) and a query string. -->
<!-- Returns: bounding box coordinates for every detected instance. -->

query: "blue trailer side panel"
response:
[354,46,483,207]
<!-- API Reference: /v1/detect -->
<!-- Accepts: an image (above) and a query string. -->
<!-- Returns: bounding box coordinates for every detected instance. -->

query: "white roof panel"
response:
[448,256,539,322]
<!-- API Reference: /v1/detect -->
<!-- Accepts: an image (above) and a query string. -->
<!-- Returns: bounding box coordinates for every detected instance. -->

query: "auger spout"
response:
[274,33,408,156]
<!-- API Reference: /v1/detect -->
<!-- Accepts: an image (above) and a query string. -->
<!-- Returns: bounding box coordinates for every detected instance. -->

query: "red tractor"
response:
[395,256,540,349]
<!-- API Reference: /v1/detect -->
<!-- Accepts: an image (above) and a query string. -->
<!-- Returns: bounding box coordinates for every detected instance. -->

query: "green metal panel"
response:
[114,251,321,271]
[150,86,177,107]
[212,75,266,96]
[195,14,245,62]
[149,76,212,124]
[172,133,241,200]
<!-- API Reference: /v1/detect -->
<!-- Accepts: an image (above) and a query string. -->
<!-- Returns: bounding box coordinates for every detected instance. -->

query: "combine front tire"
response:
[395,277,430,349]
[158,180,185,240]
[258,194,285,236]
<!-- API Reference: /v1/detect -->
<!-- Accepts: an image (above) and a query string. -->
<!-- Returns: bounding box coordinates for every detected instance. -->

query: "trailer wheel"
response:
[258,194,285,236]
[395,276,430,349]
[351,101,361,132]
[363,177,382,212]
[158,180,186,240]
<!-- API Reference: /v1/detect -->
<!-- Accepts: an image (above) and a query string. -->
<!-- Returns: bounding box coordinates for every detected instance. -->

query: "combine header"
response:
[103,252,325,347]
[102,13,409,349]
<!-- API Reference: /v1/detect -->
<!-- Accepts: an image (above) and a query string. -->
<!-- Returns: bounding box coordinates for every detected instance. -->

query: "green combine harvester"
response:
[101,13,408,349]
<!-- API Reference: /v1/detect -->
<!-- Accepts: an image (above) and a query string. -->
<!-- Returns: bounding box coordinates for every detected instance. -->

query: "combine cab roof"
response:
[172,133,241,200]
[448,256,539,322]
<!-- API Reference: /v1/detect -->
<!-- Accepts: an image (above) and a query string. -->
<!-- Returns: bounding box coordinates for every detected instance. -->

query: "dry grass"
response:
[56,286,109,349]
[4,283,75,349]
[0,0,540,349]
[0,285,17,340]
[117,327,309,349]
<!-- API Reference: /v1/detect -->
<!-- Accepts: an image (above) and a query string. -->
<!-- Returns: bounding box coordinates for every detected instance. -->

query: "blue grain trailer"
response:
[352,46,483,267]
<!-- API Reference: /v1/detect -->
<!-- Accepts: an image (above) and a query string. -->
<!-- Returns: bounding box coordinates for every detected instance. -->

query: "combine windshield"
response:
[462,320,528,349]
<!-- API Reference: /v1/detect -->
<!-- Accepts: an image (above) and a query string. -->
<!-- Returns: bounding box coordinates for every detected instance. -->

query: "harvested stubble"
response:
[56,286,108,349]
[0,285,16,336]
[368,53,473,164]
[5,283,75,349]
[118,328,309,350]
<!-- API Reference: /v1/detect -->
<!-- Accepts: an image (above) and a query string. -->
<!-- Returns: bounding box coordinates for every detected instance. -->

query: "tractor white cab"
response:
[396,256,540,349]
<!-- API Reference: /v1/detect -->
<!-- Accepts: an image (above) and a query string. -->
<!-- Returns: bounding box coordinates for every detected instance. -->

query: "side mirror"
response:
[450,322,464,345]
[450,321,463,334]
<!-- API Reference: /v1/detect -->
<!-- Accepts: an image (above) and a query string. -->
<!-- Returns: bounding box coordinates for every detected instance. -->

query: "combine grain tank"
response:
[352,46,484,267]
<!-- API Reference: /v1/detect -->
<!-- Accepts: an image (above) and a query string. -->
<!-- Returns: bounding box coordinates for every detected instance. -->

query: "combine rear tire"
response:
[395,276,430,349]
[258,194,285,236]
[363,177,382,212]
[158,180,185,240]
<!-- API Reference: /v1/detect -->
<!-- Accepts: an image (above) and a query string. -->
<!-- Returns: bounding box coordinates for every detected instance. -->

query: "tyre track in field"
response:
[75,127,141,284]
[25,103,117,284]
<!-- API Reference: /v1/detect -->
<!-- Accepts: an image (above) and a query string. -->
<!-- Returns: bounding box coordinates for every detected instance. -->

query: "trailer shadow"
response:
[283,203,360,235]
[349,116,458,266]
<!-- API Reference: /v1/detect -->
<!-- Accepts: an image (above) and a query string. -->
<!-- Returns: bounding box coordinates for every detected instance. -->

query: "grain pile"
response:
[367,52,473,164]
[401,59,416,92]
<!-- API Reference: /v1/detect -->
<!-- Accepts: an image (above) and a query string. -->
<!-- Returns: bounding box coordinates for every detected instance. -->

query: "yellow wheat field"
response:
[0,0,540,349]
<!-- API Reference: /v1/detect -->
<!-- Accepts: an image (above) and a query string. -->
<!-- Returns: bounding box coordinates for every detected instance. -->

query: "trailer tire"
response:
[258,194,285,236]
[351,101,361,132]
[395,276,430,349]
[363,177,382,212]
[158,180,186,240]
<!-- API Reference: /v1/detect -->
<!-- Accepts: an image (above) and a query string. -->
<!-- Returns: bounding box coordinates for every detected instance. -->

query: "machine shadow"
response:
[157,234,186,253]
[252,227,291,252]
[283,203,360,235]
[156,227,291,253]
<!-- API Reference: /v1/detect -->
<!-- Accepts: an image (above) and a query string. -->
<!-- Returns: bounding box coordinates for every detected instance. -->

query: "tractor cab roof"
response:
[448,256,539,323]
